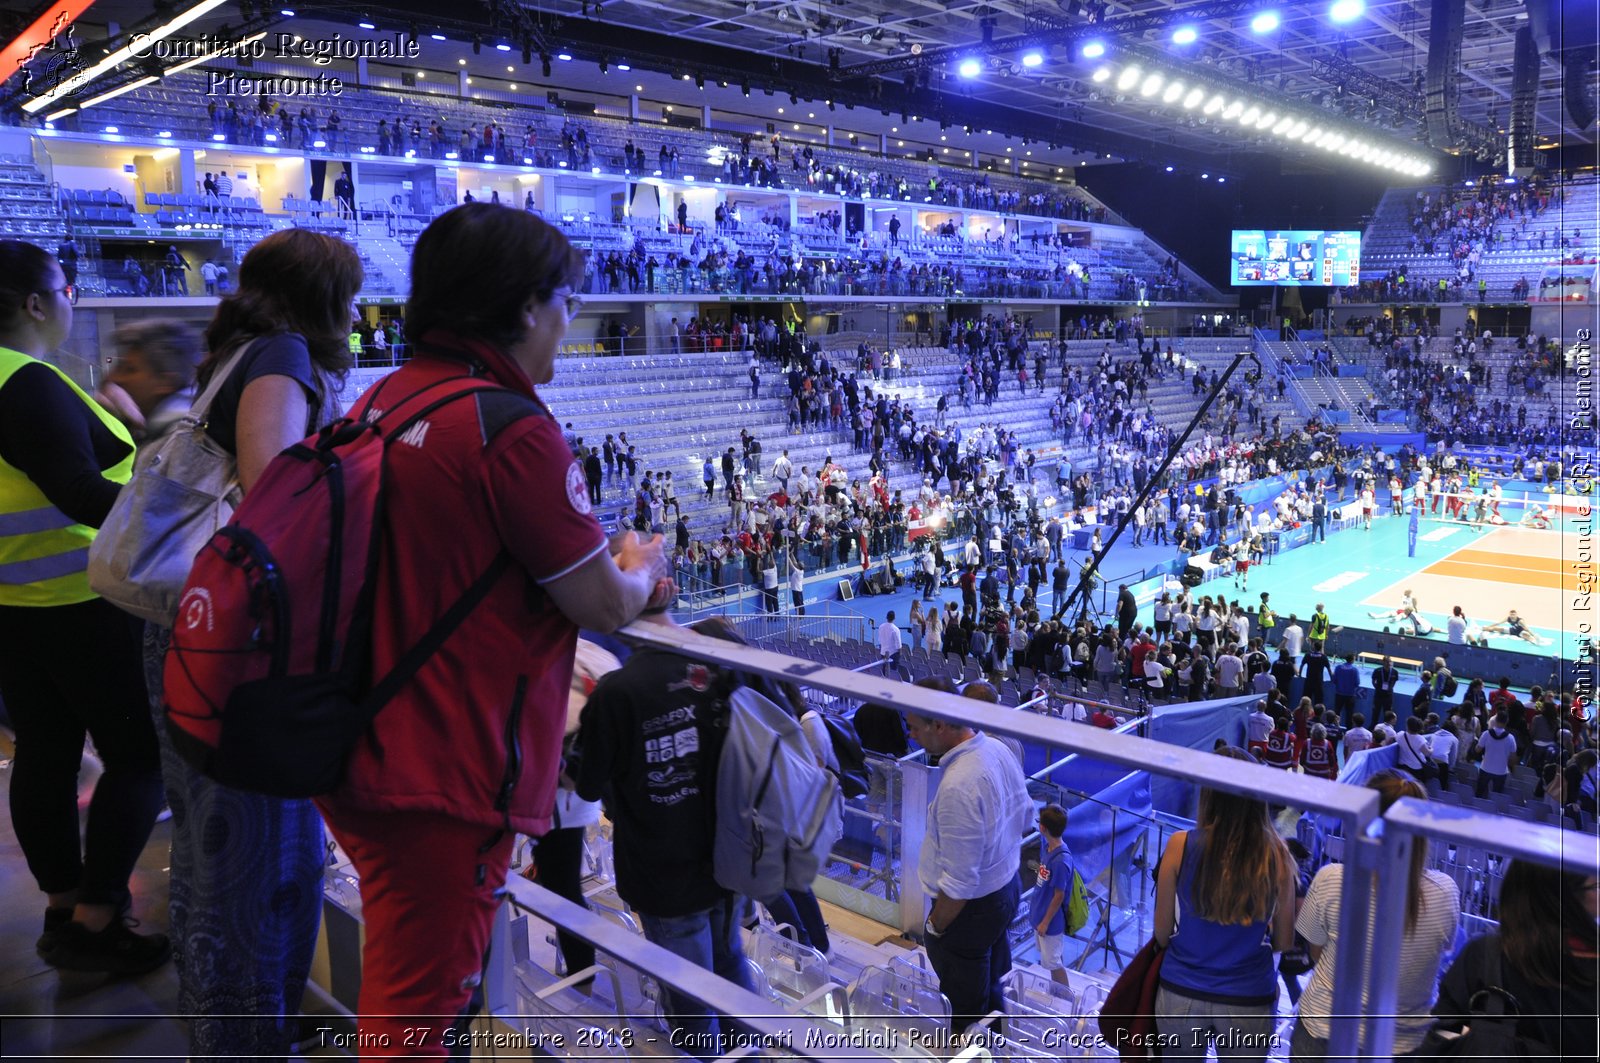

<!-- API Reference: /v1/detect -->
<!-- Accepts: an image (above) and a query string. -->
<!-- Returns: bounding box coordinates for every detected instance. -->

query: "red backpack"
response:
[163,375,524,797]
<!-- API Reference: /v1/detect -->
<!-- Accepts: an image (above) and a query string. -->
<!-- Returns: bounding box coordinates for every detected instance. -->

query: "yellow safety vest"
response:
[1309,612,1330,640]
[0,347,135,607]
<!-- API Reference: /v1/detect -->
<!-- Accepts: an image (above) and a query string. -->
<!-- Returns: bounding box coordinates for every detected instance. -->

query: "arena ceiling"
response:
[4,1,1596,180]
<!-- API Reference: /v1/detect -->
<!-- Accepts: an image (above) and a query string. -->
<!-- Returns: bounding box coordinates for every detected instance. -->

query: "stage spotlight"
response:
[1139,73,1163,96]
[1329,0,1364,24]
[1171,26,1198,45]
[1081,41,1106,59]
[1164,165,1174,172]
[1251,10,1280,33]
[958,58,982,78]
[1092,66,1112,83]
[1021,51,1044,68]
[1162,81,1184,104]
[1116,66,1141,91]
[1182,87,1204,108]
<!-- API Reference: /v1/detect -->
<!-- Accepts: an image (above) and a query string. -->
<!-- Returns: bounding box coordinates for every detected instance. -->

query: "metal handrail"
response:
[617,619,1381,1056]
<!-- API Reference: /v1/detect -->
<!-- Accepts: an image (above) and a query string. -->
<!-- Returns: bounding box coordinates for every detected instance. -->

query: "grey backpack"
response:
[714,686,843,904]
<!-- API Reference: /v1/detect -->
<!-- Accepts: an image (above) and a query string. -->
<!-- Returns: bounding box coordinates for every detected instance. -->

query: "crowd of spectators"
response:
[1351,324,1574,444]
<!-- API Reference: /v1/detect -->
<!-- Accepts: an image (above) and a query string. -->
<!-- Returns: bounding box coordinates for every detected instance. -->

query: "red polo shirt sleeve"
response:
[485,413,608,583]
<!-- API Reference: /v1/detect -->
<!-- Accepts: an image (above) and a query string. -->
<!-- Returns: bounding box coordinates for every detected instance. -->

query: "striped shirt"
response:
[1295,863,1460,1052]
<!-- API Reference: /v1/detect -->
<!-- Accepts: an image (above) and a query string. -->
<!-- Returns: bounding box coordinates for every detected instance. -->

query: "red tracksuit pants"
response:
[318,802,515,1059]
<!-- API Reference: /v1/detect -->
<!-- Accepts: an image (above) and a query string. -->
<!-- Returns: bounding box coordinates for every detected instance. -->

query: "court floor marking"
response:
[1424,561,1576,593]
[1313,571,1368,593]
[1359,523,1576,629]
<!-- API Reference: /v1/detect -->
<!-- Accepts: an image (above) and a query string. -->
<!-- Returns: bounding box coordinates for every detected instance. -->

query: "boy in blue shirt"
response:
[1030,803,1075,988]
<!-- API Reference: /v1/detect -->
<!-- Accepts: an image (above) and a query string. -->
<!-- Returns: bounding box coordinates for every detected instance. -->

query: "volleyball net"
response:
[1413,490,1591,531]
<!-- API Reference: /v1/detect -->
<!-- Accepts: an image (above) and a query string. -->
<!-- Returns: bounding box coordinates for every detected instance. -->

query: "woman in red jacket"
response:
[315,204,672,1057]
[1300,723,1338,780]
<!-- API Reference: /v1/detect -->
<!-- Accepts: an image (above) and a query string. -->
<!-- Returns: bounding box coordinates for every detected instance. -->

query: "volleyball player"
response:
[1389,475,1402,516]
[1483,610,1550,646]
[1520,504,1552,530]
[1360,486,1375,530]
[1469,491,1490,531]
[1368,589,1430,636]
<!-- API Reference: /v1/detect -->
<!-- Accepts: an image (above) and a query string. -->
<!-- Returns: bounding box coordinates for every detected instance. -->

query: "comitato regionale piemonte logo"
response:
[15,13,89,102]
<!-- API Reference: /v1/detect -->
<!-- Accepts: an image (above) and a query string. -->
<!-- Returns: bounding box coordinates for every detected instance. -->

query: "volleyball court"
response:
[1362,492,1594,646]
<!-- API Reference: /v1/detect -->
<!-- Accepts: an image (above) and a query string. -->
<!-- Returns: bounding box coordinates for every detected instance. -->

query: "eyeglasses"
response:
[559,292,584,322]
[40,284,77,306]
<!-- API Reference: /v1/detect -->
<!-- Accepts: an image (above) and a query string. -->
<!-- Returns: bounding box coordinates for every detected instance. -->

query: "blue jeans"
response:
[924,878,1020,1032]
[638,898,754,1060]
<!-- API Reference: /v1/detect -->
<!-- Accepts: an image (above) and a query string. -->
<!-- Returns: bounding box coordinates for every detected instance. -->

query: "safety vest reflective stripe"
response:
[0,504,77,536]
[0,346,135,607]
[0,546,90,585]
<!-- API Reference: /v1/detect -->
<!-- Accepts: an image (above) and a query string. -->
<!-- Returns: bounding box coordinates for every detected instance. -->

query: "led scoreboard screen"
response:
[1229,230,1362,287]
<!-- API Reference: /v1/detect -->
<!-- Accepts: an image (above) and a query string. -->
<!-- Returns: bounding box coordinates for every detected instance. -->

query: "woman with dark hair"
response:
[0,239,167,974]
[313,203,670,1056]
[147,227,364,1058]
[1429,859,1597,1058]
[1289,771,1459,1059]
[1152,745,1296,1061]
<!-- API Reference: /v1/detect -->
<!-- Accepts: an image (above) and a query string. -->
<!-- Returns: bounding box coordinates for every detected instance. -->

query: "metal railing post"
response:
[1360,818,1416,1058]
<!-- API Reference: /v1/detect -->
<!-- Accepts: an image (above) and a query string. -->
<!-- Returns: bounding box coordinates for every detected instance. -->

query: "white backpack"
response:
[714,686,843,904]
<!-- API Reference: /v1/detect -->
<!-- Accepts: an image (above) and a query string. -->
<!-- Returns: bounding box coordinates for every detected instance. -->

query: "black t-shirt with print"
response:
[573,646,729,917]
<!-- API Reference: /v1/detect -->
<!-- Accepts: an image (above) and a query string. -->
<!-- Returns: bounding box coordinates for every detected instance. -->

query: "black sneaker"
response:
[44,918,171,976]
[35,907,73,956]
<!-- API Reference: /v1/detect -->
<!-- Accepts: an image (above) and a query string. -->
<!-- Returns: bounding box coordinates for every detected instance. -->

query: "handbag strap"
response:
[189,340,257,423]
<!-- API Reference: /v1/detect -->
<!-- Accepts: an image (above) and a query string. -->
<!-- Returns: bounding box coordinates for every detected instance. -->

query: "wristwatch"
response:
[924,917,944,938]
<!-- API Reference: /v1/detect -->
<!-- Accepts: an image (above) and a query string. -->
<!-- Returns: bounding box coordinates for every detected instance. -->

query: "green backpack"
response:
[1066,867,1090,935]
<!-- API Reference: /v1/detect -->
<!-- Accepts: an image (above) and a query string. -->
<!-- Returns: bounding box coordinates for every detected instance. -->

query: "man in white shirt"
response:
[1247,702,1275,746]
[1344,714,1373,759]
[1215,646,1245,696]
[1280,618,1305,658]
[962,537,982,568]
[878,612,906,680]
[905,688,1032,1034]
[1474,715,1518,798]
[788,551,806,616]
[1425,714,1459,785]
[771,450,793,495]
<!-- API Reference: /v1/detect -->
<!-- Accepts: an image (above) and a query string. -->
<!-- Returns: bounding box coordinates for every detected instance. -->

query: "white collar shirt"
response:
[919,732,1032,900]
